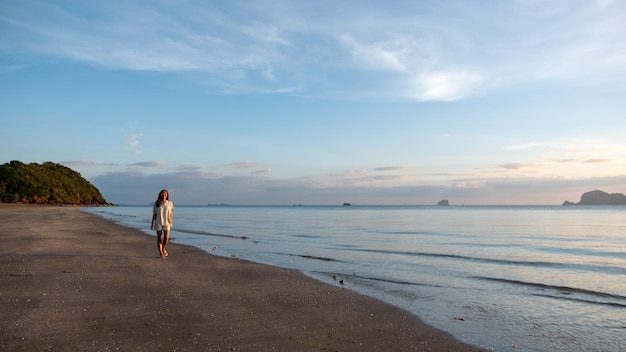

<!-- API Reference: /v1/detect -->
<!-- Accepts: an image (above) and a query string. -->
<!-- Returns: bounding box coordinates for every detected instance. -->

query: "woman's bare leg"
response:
[157,230,164,257]
[162,230,170,257]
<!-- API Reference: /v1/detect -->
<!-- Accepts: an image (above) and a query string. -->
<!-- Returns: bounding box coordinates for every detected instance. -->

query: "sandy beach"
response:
[1,205,485,351]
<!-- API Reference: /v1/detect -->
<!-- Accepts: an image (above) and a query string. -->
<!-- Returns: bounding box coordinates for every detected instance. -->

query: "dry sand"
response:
[1,205,486,351]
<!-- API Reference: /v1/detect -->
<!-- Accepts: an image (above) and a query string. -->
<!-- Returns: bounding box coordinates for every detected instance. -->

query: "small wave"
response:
[475,276,626,302]
[291,234,324,239]
[117,213,140,219]
[531,293,626,308]
[336,244,362,249]
[358,275,443,288]
[174,228,248,240]
[300,255,336,261]
[354,248,624,275]
[381,230,474,239]
[90,209,139,219]
[276,253,341,262]
[358,248,551,267]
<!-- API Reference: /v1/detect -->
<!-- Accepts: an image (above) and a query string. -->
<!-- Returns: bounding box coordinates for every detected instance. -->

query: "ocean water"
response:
[83,205,626,351]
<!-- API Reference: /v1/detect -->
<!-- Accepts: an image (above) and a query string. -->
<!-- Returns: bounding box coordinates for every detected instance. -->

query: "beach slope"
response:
[1,206,484,351]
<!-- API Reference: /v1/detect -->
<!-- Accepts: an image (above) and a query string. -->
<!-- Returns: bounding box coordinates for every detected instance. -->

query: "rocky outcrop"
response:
[563,190,626,206]
[437,200,450,206]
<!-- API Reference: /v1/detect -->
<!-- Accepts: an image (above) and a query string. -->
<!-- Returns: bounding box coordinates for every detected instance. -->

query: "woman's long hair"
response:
[155,189,169,207]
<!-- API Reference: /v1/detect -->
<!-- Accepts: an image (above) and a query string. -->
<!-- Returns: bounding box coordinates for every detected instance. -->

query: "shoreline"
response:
[2,205,486,351]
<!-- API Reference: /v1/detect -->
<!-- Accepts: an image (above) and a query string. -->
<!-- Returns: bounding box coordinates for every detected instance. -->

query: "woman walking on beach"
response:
[151,189,174,258]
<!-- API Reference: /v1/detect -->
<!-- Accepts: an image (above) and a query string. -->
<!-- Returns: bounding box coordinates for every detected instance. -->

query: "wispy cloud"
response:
[452,180,487,189]
[505,142,540,150]
[499,163,529,170]
[253,167,272,175]
[583,158,613,164]
[230,161,260,169]
[493,138,626,179]
[337,34,409,73]
[2,1,624,101]
[60,160,96,167]
[374,166,409,172]
[225,161,273,175]
[131,161,167,167]
[410,70,484,101]
[123,133,143,154]
[329,170,368,177]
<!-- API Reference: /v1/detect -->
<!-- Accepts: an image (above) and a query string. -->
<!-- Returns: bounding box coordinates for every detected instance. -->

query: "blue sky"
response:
[1,0,625,205]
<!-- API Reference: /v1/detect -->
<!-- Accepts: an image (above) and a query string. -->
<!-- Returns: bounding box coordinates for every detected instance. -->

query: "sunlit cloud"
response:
[84,159,626,205]
[550,139,625,169]
[453,180,487,189]
[410,70,484,101]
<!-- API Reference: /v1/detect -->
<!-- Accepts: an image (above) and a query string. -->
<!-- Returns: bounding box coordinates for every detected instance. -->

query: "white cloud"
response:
[410,70,484,101]
[338,34,408,73]
[2,1,625,100]
[123,133,143,154]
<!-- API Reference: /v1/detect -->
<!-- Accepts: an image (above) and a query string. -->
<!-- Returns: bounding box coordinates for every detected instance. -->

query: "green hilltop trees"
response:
[0,161,109,205]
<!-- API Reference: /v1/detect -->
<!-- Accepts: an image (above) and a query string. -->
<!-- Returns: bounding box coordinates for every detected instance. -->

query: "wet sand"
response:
[1,205,486,351]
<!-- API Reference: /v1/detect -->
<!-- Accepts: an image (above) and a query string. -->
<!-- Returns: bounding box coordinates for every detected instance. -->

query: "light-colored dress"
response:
[153,200,174,230]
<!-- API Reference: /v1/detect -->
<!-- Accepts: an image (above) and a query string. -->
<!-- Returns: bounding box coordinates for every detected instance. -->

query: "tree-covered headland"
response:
[0,161,109,205]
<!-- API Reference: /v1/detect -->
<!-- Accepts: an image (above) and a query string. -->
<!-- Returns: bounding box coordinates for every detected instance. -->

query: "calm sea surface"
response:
[84,205,626,351]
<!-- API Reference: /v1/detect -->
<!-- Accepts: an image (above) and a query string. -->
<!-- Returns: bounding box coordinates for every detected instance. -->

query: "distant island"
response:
[437,200,450,206]
[563,190,626,206]
[0,160,109,205]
